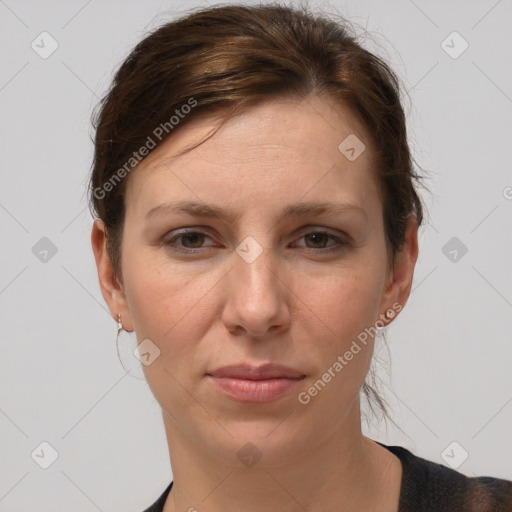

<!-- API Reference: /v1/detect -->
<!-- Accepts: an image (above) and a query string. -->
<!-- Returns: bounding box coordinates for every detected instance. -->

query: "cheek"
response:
[121,256,212,414]
[302,260,386,346]
[122,248,228,380]
[122,249,202,351]
[292,259,386,402]
[123,240,202,323]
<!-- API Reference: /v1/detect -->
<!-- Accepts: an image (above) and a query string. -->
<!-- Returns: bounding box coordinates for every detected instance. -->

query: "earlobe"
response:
[90,219,135,331]
[379,214,419,326]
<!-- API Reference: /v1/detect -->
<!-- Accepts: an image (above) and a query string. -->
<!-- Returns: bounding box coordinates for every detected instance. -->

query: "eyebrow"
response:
[145,200,367,223]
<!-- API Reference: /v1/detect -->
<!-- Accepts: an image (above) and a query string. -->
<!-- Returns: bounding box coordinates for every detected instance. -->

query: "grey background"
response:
[1,0,511,510]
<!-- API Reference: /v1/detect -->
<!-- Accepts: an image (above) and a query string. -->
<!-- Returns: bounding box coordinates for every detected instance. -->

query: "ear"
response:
[91,219,134,332]
[378,214,419,325]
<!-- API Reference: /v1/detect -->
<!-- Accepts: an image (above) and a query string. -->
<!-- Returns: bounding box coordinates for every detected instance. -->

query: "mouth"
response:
[206,363,305,404]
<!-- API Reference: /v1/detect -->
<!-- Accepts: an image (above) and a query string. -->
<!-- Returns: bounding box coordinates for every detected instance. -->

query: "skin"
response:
[92,95,419,512]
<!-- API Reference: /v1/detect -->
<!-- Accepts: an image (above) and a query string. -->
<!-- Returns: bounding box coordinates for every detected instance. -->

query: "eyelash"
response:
[162,229,348,254]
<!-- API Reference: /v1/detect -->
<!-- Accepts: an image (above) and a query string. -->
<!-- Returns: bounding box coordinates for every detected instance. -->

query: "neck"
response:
[160,399,402,512]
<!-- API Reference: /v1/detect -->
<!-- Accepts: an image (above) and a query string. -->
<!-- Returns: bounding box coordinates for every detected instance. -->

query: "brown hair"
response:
[88,3,426,421]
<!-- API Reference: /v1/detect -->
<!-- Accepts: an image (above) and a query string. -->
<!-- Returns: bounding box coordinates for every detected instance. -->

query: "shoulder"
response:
[379,442,512,512]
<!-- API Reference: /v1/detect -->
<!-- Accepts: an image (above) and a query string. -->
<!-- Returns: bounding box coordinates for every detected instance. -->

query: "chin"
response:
[191,413,321,469]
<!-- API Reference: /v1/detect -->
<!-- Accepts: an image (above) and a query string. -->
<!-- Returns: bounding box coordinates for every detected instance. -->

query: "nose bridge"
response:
[223,235,291,336]
[233,237,279,297]
[217,209,299,336]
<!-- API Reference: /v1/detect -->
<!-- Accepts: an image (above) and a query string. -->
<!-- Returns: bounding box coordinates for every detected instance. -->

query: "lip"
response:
[206,363,305,404]
[207,363,305,380]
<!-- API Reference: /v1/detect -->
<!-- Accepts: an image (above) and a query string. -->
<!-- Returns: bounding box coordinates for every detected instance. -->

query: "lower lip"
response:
[207,375,304,403]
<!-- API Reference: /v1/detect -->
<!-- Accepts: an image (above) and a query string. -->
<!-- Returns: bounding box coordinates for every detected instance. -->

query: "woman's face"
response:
[93,95,417,466]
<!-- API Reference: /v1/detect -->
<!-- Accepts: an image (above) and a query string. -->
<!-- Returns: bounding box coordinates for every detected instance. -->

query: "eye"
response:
[163,230,215,253]
[292,231,348,252]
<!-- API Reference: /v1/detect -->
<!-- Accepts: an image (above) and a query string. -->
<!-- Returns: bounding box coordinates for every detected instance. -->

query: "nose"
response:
[221,244,292,339]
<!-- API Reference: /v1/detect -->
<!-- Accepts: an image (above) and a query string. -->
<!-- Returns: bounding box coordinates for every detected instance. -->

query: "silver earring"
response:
[114,314,145,380]
[116,313,123,340]
[115,314,123,359]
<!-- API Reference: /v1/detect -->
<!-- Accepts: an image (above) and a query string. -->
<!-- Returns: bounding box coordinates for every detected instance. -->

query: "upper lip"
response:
[207,363,305,380]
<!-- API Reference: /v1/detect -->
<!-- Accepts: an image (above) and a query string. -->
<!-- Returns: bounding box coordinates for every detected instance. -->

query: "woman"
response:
[89,4,512,511]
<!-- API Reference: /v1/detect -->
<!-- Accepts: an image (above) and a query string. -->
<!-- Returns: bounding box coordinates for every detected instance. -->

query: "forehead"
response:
[124,96,380,218]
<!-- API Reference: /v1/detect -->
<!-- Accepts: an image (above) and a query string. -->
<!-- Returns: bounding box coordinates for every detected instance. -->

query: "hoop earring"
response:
[116,313,123,340]
[114,313,145,380]
[115,313,123,365]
